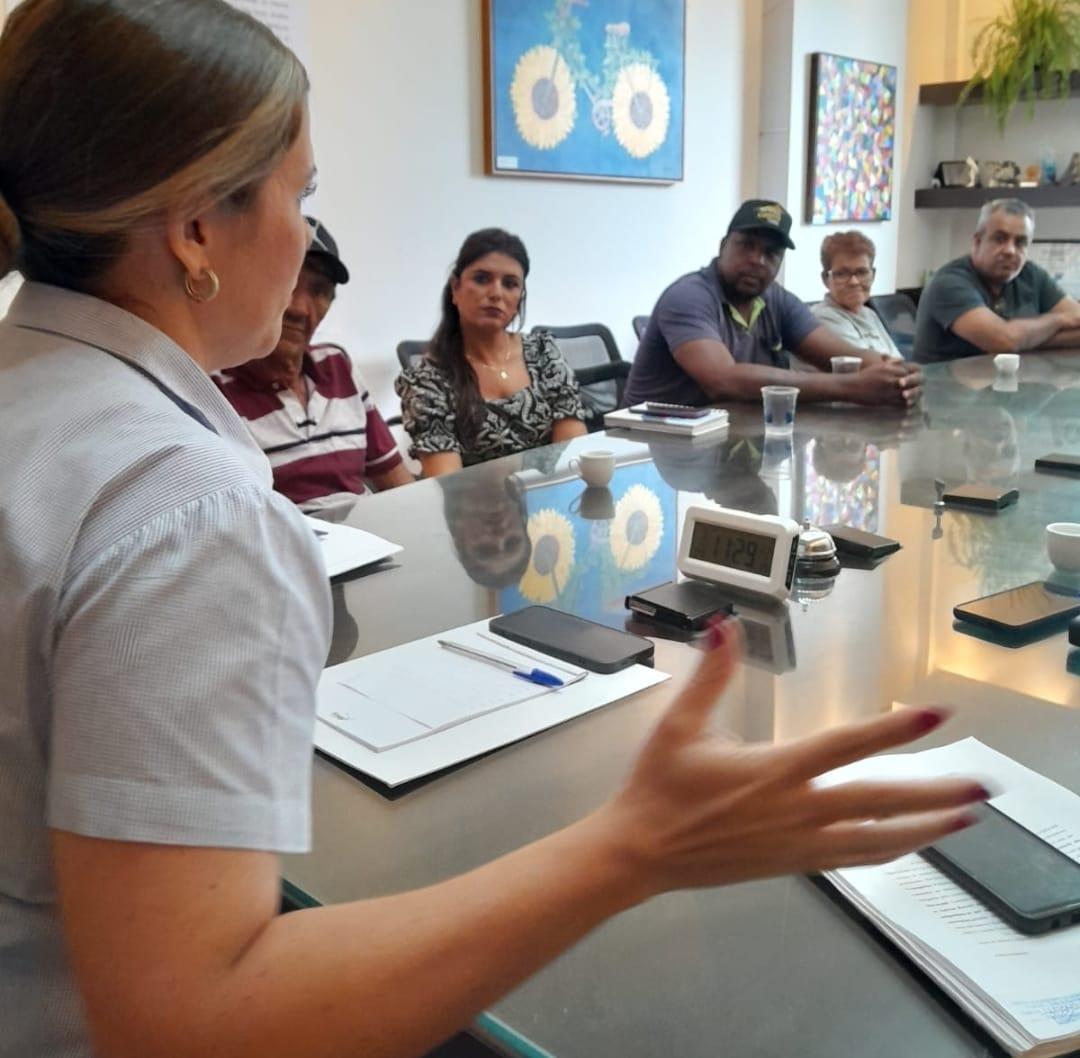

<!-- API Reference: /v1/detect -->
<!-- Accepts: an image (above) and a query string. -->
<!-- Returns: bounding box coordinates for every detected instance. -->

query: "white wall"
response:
[305,0,762,412]
[761,0,909,302]
[896,0,956,287]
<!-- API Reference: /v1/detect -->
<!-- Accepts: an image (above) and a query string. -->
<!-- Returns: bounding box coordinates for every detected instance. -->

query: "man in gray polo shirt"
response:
[625,199,922,408]
[915,198,1080,363]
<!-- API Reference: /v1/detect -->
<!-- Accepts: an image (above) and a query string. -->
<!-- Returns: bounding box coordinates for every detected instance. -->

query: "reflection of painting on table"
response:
[499,462,677,627]
[802,439,880,531]
[806,53,896,224]
[484,0,685,183]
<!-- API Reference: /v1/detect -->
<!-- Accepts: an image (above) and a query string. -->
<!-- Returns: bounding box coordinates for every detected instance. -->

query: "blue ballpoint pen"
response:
[437,639,565,688]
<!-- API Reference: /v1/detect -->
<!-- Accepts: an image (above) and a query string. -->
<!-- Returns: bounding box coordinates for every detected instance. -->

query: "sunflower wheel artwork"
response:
[611,62,670,159]
[519,508,577,604]
[510,44,577,150]
[508,5,673,162]
[609,485,664,571]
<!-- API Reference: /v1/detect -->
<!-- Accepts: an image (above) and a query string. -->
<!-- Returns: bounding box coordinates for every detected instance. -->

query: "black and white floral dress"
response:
[395,331,586,466]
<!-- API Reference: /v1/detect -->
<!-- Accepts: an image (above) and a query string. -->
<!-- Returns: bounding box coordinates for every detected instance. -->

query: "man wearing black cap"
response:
[216,218,412,512]
[624,199,922,408]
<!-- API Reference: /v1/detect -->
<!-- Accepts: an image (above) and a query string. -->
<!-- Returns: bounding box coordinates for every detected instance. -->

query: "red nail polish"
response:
[705,614,728,651]
[912,708,947,734]
[950,813,979,833]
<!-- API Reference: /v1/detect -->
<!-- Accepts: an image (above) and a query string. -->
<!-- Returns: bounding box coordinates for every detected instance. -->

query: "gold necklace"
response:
[469,339,513,381]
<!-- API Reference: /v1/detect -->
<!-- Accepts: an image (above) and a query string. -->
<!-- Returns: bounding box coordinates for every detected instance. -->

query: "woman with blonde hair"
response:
[0,4,985,1057]
[812,230,903,358]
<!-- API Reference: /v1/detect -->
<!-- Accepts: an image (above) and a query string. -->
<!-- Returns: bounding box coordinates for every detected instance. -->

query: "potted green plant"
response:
[961,0,1080,131]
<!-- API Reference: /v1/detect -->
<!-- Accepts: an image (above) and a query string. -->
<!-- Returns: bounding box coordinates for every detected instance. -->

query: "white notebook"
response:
[604,406,729,438]
[314,617,669,786]
[820,737,1080,1058]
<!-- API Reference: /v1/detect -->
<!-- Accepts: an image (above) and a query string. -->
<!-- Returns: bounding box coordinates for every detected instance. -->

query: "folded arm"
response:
[672,338,918,406]
[949,302,1077,356]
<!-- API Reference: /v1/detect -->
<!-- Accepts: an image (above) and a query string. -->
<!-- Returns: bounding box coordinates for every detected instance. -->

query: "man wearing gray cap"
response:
[625,199,922,408]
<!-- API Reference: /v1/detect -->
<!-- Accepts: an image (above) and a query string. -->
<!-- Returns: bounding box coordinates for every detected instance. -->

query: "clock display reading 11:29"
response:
[688,522,776,577]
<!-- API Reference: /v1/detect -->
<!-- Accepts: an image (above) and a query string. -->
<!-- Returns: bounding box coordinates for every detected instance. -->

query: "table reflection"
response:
[288,353,1080,1058]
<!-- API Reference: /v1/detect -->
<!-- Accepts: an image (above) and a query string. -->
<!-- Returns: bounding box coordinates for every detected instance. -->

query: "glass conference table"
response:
[283,353,1080,1058]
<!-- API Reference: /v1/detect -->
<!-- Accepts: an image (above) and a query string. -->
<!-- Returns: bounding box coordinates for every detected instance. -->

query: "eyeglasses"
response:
[827,267,875,283]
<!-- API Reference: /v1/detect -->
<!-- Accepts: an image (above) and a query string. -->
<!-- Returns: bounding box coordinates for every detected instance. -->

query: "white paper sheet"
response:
[317,625,570,750]
[314,617,668,785]
[305,516,401,578]
[822,737,1080,1056]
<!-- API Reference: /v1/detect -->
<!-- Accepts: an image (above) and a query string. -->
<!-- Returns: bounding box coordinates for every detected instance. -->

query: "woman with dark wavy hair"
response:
[395,228,588,477]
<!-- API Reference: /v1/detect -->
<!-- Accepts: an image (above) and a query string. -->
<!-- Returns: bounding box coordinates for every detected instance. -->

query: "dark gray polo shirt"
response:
[625,260,820,406]
[914,256,1066,363]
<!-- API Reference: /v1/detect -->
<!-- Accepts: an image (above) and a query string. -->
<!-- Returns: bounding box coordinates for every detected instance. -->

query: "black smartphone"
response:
[626,580,734,632]
[630,402,711,419]
[953,581,1080,634]
[941,483,1019,510]
[920,804,1080,935]
[821,524,901,560]
[489,606,654,673]
[1035,452,1080,476]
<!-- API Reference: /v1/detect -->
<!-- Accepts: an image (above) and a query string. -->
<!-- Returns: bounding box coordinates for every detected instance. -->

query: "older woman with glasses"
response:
[811,231,902,358]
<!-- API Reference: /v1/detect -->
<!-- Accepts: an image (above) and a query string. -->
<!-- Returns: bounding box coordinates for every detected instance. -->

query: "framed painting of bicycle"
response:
[483,0,685,183]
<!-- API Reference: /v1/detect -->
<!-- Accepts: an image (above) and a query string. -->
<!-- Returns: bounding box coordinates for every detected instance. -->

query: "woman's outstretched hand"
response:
[599,618,988,901]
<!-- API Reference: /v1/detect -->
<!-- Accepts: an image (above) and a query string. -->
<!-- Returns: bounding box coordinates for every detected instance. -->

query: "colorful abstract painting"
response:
[484,0,685,183]
[806,53,896,224]
[802,439,880,532]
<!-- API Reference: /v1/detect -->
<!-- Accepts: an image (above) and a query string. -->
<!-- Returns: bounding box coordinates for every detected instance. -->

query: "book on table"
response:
[604,406,729,437]
[819,737,1080,1058]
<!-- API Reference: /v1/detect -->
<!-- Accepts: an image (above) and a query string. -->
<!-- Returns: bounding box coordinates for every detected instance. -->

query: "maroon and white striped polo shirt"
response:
[216,343,403,514]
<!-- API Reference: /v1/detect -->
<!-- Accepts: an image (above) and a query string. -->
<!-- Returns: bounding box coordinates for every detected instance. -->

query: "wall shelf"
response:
[914,184,1080,209]
[919,73,1080,107]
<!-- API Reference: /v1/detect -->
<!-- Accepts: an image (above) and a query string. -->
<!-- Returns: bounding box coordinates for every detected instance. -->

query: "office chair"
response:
[531,322,631,432]
[396,340,428,373]
[632,315,650,340]
[868,293,918,360]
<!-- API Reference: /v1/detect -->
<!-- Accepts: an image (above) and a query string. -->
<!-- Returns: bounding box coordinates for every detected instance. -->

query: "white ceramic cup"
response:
[830,356,862,374]
[1047,522,1080,573]
[994,353,1020,374]
[569,450,616,488]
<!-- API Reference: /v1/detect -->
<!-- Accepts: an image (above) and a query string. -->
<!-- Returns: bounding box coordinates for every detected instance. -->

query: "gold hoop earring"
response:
[184,269,220,303]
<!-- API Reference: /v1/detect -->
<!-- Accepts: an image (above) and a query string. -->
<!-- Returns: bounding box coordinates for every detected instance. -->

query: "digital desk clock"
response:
[677,506,801,602]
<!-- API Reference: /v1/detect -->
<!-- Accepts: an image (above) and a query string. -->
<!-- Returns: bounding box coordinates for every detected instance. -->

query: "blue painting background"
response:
[499,461,678,628]
[490,0,685,182]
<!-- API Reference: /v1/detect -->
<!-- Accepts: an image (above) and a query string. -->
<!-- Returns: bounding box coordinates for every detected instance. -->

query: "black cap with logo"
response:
[726,199,796,251]
[304,216,350,285]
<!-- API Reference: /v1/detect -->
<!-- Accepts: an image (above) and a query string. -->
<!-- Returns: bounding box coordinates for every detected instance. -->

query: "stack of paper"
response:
[820,738,1080,1057]
[304,515,402,577]
[604,406,729,438]
[314,617,669,786]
